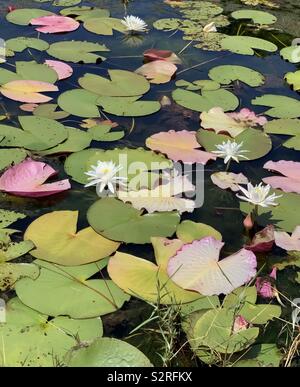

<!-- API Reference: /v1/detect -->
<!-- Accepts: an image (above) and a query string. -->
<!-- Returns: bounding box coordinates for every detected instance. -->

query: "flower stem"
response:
[251,205,259,223]
[225,159,231,172]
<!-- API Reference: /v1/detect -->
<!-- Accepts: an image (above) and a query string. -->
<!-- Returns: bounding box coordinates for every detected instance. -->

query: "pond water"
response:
[0,0,300,367]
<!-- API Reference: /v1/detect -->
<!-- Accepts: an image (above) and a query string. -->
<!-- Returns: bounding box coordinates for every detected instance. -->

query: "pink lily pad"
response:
[19,103,39,112]
[0,159,71,197]
[44,60,73,80]
[167,236,257,296]
[30,15,80,34]
[136,60,177,84]
[146,130,216,165]
[263,160,300,194]
[228,108,267,127]
[0,80,58,103]
[143,49,181,64]
[274,226,300,251]
[200,107,267,138]
[245,225,275,253]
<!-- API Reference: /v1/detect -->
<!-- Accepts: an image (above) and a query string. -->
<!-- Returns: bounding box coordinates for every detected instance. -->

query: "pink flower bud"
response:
[269,267,277,280]
[7,6,17,12]
[243,213,254,230]
[256,277,275,299]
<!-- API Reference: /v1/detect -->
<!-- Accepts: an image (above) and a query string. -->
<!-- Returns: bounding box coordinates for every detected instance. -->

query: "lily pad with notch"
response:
[15,259,130,318]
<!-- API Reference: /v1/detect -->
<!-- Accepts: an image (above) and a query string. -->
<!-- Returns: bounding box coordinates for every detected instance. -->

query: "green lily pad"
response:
[264,119,300,150]
[83,17,126,35]
[88,124,124,142]
[0,69,19,85]
[0,61,57,85]
[15,259,130,318]
[87,198,180,244]
[0,263,39,291]
[223,287,281,325]
[197,128,272,161]
[208,65,265,87]
[97,131,124,142]
[283,136,300,151]
[53,0,81,5]
[264,118,300,135]
[175,79,220,91]
[33,104,69,120]
[193,32,229,52]
[222,286,257,308]
[96,95,161,117]
[188,308,259,354]
[179,297,220,317]
[231,10,277,25]
[240,304,281,325]
[47,41,110,64]
[0,148,27,171]
[6,8,53,25]
[153,18,181,31]
[58,89,100,118]
[178,1,224,19]
[24,210,120,266]
[221,36,277,55]
[172,88,239,112]
[0,240,35,262]
[0,209,26,229]
[240,191,300,232]
[60,6,110,21]
[176,220,222,243]
[252,95,300,118]
[16,61,57,83]
[65,147,172,185]
[280,45,300,64]
[41,127,91,155]
[107,237,207,303]
[153,2,230,49]
[65,337,152,367]
[233,344,282,367]
[0,116,68,151]
[6,38,49,54]
[0,297,103,367]
[79,70,150,97]
[285,70,300,91]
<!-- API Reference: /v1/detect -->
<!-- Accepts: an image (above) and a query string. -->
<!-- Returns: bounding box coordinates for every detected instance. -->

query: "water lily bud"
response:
[160,95,172,106]
[269,267,277,280]
[256,277,275,299]
[7,6,17,12]
[243,213,254,230]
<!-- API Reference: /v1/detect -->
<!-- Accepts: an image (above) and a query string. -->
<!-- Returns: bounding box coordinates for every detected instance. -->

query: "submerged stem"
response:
[177,54,231,75]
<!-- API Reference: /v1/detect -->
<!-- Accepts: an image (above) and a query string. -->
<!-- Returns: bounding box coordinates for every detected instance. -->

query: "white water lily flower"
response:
[203,22,217,33]
[121,15,148,33]
[237,182,282,208]
[212,140,250,164]
[84,161,127,194]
